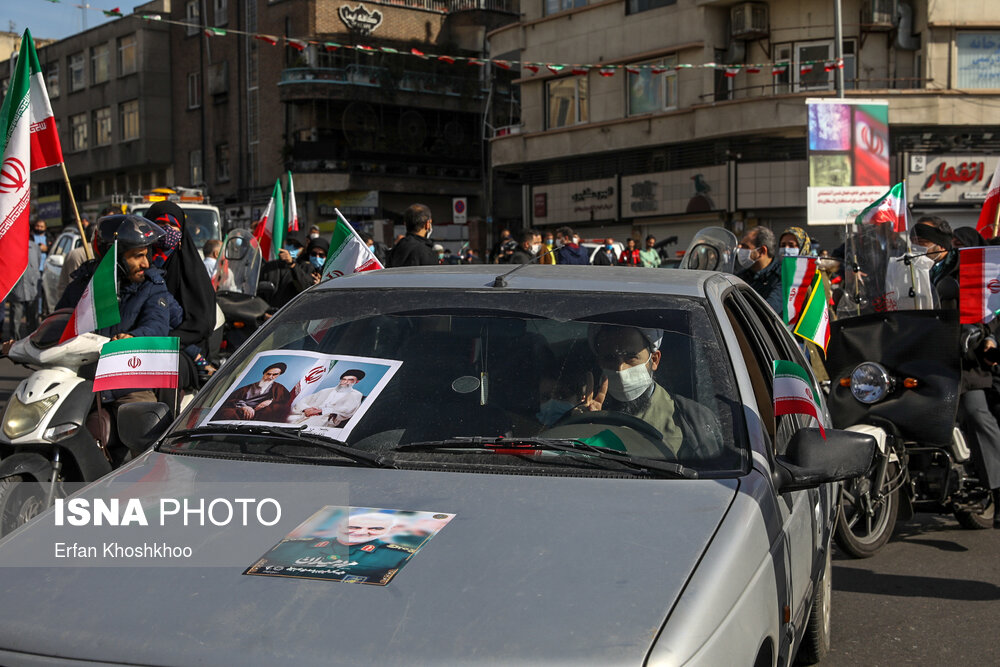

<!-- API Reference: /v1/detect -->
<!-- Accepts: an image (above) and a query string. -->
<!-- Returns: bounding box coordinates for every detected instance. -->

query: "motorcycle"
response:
[827,220,994,558]
[213,229,273,359]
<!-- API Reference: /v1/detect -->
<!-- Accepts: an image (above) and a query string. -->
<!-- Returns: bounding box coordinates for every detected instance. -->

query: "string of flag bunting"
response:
[34,3,845,77]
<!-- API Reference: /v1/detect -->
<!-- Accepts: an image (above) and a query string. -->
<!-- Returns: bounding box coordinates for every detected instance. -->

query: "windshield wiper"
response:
[165,424,391,469]
[394,437,697,479]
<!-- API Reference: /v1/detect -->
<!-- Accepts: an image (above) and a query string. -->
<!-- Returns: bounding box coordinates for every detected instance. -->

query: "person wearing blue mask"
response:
[296,236,330,287]
[592,237,620,266]
[536,360,595,428]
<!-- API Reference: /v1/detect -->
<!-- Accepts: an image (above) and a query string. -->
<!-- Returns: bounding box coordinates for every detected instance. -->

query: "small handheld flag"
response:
[93,337,180,392]
[60,242,121,343]
[320,209,383,281]
[773,360,825,438]
[959,246,1000,324]
[792,270,831,353]
[856,182,910,233]
[782,256,818,326]
[252,179,285,262]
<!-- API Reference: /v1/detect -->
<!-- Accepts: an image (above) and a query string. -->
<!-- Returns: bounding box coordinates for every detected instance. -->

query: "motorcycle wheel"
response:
[794,546,832,665]
[0,475,47,536]
[834,462,900,558]
[954,497,995,530]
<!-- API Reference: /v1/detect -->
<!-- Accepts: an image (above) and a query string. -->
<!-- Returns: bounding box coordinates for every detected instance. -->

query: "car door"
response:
[724,287,820,636]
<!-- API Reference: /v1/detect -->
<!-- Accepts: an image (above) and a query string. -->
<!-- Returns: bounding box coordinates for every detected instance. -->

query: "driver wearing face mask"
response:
[736,225,783,314]
[583,325,724,459]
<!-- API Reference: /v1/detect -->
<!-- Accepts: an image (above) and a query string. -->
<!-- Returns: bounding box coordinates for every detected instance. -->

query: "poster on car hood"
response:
[204,350,402,441]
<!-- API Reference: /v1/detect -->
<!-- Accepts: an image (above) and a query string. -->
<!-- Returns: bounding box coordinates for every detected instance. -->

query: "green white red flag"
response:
[782,256,818,326]
[958,246,1000,324]
[976,161,1000,239]
[320,208,383,281]
[253,179,284,262]
[59,241,120,343]
[0,29,65,302]
[287,171,299,232]
[792,270,831,352]
[93,336,180,392]
[855,182,910,233]
[773,360,825,438]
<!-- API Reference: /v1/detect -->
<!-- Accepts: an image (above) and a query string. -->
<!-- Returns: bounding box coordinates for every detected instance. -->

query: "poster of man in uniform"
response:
[245,507,456,585]
[205,351,402,440]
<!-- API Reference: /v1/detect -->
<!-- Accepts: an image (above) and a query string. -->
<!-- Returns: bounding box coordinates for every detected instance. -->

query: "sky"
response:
[2,0,122,43]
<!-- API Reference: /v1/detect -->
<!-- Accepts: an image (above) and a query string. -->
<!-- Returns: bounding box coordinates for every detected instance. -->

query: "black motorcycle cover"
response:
[826,309,960,446]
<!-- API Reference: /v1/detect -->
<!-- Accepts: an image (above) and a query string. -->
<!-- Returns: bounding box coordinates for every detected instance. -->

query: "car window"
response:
[52,234,72,257]
[178,289,747,476]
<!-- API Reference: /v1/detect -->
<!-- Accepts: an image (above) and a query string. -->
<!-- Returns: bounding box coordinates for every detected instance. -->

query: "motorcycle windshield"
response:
[681,227,737,273]
[213,229,262,295]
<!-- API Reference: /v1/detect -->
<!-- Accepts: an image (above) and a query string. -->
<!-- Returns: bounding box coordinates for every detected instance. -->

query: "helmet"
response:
[94,214,166,260]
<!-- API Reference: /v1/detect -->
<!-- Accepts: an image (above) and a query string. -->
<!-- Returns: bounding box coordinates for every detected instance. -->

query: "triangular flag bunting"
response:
[286,38,307,51]
[204,27,226,37]
[599,68,616,77]
[255,34,278,46]
[102,6,123,17]
[724,67,740,77]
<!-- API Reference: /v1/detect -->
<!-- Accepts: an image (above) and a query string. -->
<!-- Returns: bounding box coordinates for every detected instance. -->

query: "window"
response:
[188,71,202,108]
[773,44,791,94]
[70,113,88,151]
[46,62,59,98]
[69,52,85,91]
[627,55,678,116]
[214,0,228,26]
[118,35,137,75]
[120,100,139,141]
[190,149,203,184]
[546,76,588,129]
[216,143,230,182]
[94,107,112,146]
[956,32,1000,89]
[793,39,856,92]
[544,0,586,15]
[626,0,676,15]
[91,43,110,84]
[186,0,201,35]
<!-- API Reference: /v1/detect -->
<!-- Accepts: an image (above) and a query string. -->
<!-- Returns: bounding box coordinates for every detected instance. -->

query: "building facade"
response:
[488,0,1000,251]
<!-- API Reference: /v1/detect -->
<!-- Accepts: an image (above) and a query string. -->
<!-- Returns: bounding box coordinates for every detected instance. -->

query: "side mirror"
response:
[257,280,276,299]
[773,428,876,492]
[117,402,173,453]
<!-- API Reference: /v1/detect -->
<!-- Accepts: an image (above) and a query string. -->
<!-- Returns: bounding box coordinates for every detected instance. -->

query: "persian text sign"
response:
[906,155,999,204]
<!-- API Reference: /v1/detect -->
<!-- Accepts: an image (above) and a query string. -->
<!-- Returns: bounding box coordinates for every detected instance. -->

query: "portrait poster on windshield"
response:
[203,350,402,441]
[806,98,890,225]
[244,506,456,585]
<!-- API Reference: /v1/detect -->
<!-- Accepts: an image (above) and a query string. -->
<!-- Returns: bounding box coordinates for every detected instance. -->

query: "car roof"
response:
[315,265,722,298]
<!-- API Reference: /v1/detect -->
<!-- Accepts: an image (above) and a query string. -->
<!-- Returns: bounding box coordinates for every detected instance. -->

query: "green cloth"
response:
[639,248,662,268]
[628,384,684,455]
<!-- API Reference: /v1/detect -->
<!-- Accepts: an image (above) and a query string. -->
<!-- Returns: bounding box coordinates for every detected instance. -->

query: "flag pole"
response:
[992,194,1000,240]
[61,163,93,260]
[902,183,920,308]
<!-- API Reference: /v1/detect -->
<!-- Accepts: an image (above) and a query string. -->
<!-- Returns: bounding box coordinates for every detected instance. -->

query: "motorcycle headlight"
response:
[2,394,59,440]
[850,362,895,404]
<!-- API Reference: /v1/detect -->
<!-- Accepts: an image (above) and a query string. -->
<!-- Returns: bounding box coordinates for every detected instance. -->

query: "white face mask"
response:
[605,358,653,402]
[531,243,541,254]
[736,247,755,269]
[780,247,799,257]
[911,253,935,271]
[309,232,319,239]
[426,226,433,239]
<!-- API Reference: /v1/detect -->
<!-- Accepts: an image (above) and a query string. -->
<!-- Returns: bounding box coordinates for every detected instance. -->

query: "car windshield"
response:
[173,289,747,476]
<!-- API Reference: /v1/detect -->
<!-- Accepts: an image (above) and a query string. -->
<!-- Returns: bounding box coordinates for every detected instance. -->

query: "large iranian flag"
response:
[320,208,383,281]
[782,256,818,326]
[856,182,910,233]
[959,246,1000,324]
[792,270,831,352]
[976,161,1000,240]
[773,360,825,438]
[287,171,300,232]
[59,241,121,343]
[93,337,180,392]
[253,179,284,262]
[0,29,64,302]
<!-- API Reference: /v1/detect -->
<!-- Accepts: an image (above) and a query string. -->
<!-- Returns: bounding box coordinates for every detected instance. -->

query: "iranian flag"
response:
[253,179,284,262]
[93,337,180,392]
[792,270,831,352]
[976,161,1000,240]
[856,182,910,233]
[59,241,121,343]
[958,246,1000,324]
[773,360,825,438]
[0,29,64,302]
[287,171,300,232]
[782,256,818,326]
[320,208,383,281]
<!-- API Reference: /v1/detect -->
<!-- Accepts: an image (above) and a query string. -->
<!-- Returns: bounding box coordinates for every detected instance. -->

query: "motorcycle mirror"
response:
[772,428,876,493]
[257,280,276,299]
[117,402,173,454]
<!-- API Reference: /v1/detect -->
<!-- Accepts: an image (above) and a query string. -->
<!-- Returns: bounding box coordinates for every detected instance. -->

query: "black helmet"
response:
[94,214,166,260]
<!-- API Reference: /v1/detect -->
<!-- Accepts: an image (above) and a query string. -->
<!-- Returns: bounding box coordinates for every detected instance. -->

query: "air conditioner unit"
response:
[731,2,769,41]
[861,0,895,31]
[298,127,319,142]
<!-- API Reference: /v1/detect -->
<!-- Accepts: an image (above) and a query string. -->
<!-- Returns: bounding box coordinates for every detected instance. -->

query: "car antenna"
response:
[491,243,564,288]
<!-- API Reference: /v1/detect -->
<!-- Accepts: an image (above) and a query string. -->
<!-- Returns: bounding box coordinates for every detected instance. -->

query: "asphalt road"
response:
[0,358,996,663]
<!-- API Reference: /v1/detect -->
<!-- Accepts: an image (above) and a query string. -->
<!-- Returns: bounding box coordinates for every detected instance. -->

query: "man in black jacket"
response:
[388,204,439,267]
[510,228,538,264]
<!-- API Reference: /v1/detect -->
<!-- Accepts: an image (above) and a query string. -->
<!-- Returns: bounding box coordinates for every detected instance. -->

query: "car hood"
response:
[0,452,738,666]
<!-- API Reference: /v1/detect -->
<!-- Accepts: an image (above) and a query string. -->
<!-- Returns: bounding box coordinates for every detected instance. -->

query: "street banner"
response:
[253,179,284,262]
[792,270,831,353]
[0,29,64,302]
[319,209,383,281]
[773,360,825,438]
[93,337,180,392]
[782,256,818,326]
[806,98,890,225]
[959,246,1000,324]
[975,160,1000,239]
[287,171,300,233]
[59,241,120,343]
[855,182,911,233]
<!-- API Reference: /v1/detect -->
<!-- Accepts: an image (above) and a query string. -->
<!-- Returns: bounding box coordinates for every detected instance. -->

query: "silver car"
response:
[0,266,873,666]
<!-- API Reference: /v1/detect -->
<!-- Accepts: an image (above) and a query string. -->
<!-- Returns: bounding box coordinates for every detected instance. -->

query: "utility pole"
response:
[834,0,845,97]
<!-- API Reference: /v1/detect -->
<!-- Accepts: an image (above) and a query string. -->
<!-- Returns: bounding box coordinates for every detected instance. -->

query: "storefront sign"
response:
[906,155,998,206]
[621,166,727,218]
[339,4,383,36]
[318,190,379,218]
[532,178,618,225]
[533,193,547,218]
[35,194,61,226]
